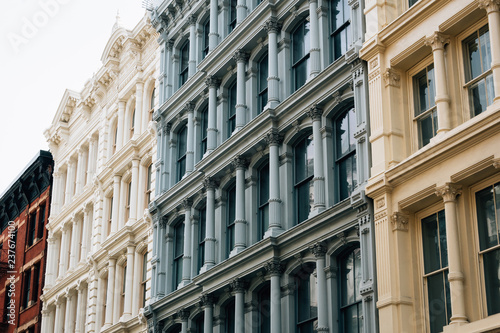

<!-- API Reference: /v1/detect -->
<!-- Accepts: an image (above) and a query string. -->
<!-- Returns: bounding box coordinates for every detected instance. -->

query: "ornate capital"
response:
[265,128,283,145]
[203,177,218,190]
[424,32,450,51]
[166,39,174,51]
[310,242,327,258]
[200,294,216,307]
[263,17,281,34]
[187,14,197,25]
[478,0,500,13]
[159,215,168,228]
[178,309,190,321]
[435,183,462,203]
[232,155,248,169]
[265,259,285,276]
[185,102,195,113]
[233,50,249,63]
[231,278,248,293]
[205,75,220,88]
[307,105,323,121]
[383,68,401,88]
[182,199,193,210]
[391,212,409,232]
[164,123,171,135]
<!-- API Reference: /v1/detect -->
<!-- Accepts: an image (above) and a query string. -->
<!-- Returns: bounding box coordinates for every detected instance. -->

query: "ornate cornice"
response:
[478,0,500,13]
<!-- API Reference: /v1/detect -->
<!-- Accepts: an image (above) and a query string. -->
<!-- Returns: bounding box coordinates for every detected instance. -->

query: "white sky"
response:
[0,0,147,193]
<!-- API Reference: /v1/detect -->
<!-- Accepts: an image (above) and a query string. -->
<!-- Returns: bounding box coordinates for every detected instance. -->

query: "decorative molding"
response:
[263,17,281,34]
[424,32,450,51]
[232,155,248,169]
[231,278,248,293]
[233,50,249,63]
[265,128,283,145]
[205,75,220,88]
[435,183,462,203]
[265,259,285,275]
[307,104,323,120]
[478,0,500,13]
[310,242,327,258]
[383,68,401,88]
[391,212,409,232]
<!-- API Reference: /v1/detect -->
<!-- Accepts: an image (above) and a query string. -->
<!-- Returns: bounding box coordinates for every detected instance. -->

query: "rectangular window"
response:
[228,0,236,33]
[413,64,437,148]
[202,20,210,59]
[37,204,46,240]
[292,20,310,91]
[120,265,126,315]
[126,181,131,221]
[198,206,206,271]
[200,107,209,159]
[146,164,152,207]
[177,126,188,182]
[421,210,451,333]
[335,107,357,201]
[258,163,269,239]
[142,252,148,307]
[22,269,31,309]
[295,135,314,224]
[463,25,494,117]
[258,54,269,113]
[27,212,36,247]
[173,222,184,289]
[179,42,190,87]
[228,83,237,138]
[475,182,500,316]
[108,196,113,236]
[227,184,236,257]
[32,263,40,304]
[330,0,351,61]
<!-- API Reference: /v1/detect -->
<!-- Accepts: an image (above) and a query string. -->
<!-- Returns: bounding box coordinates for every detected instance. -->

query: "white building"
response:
[42,14,158,333]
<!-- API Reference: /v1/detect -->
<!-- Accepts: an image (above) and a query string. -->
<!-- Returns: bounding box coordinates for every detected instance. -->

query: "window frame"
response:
[202,19,210,59]
[258,162,270,239]
[130,108,136,139]
[145,163,153,208]
[334,106,358,201]
[149,87,156,122]
[141,251,148,308]
[291,19,311,92]
[294,134,314,225]
[226,183,236,258]
[330,0,351,62]
[173,220,184,290]
[199,106,209,160]
[179,41,190,87]
[177,125,188,182]
[338,246,363,333]
[258,53,269,113]
[198,204,206,272]
[294,263,318,333]
[228,0,237,34]
[227,82,237,138]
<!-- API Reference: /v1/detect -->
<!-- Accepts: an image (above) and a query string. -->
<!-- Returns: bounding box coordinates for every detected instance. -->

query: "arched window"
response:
[166,324,182,333]
[292,20,310,91]
[200,106,209,159]
[149,88,155,122]
[112,125,118,154]
[258,162,269,239]
[179,41,190,87]
[177,126,188,182]
[295,264,317,333]
[258,54,269,113]
[227,82,237,138]
[335,107,357,201]
[130,109,136,139]
[339,247,362,332]
[226,183,236,258]
[173,221,184,290]
[294,135,314,224]
[330,0,351,61]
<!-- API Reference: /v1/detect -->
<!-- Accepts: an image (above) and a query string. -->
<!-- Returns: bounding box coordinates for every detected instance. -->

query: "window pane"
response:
[226,300,235,333]
[259,285,271,333]
[297,182,311,223]
[295,58,309,91]
[422,212,445,274]
[418,111,435,147]
[480,26,492,72]
[427,272,451,333]
[341,251,356,305]
[483,248,500,315]
[295,137,314,183]
[466,34,482,80]
[476,185,499,251]
[178,127,187,158]
[259,164,269,206]
[343,304,359,333]
[297,270,317,322]
[470,79,489,117]
[175,223,184,257]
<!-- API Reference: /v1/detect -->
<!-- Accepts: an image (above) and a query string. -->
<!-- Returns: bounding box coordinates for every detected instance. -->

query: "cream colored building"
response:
[360,0,500,332]
[41,14,158,333]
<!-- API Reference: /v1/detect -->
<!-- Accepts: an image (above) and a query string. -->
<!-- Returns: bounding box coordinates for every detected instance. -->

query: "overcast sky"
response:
[0,0,146,193]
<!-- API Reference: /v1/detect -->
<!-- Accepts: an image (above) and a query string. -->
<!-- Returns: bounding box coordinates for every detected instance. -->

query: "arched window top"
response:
[150,88,155,110]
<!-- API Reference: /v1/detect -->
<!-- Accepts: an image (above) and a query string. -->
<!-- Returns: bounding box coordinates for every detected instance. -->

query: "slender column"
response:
[53,298,64,333]
[130,159,140,224]
[309,0,320,78]
[205,76,220,154]
[119,177,127,228]
[188,15,197,77]
[263,18,281,109]
[425,32,451,134]
[59,225,69,277]
[75,148,85,195]
[65,159,76,204]
[181,199,193,286]
[124,245,135,317]
[61,169,68,207]
[233,51,249,132]
[236,0,247,24]
[117,100,126,149]
[157,219,167,296]
[178,310,190,333]
[231,279,246,333]
[112,263,122,323]
[137,164,146,219]
[134,82,144,139]
[132,247,142,315]
[480,0,500,101]
[75,284,87,333]
[435,183,468,324]
[264,130,283,237]
[201,178,217,272]
[64,290,76,333]
[209,0,219,50]
[201,294,215,333]
[308,106,326,214]
[311,243,329,332]
[96,276,105,330]
[81,207,90,261]
[111,175,121,233]
[45,232,56,286]
[52,171,61,213]
[186,102,195,173]
[69,216,80,269]
[41,307,50,333]
[104,258,116,327]
[87,137,97,182]
[166,40,174,98]
[163,124,171,191]
[48,307,55,332]
[231,156,247,256]
[265,260,284,333]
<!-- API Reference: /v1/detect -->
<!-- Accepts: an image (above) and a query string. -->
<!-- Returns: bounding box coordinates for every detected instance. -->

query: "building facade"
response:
[42,14,158,333]
[146,0,377,332]
[0,150,53,333]
[360,0,500,332]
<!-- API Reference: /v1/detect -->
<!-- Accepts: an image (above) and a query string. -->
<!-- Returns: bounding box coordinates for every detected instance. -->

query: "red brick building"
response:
[0,151,53,333]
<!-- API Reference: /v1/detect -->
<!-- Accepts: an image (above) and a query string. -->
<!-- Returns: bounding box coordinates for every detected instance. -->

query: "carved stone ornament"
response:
[307,105,323,121]
[178,309,190,321]
[263,17,281,34]
[331,91,342,107]
[205,75,221,88]
[435,183,462,202]
[383,68,401,88]
[424,32,450,51]
[478,0,500,13]
[232,155,248,169]
[265,128,283,145]
[182,198,193,210]
[185,102,195,113]
[310,242,327,258]
[231,278,248,293]
[265,259,285,275]
[200,294,216,307]
[391,212,409,232]
[233,50,249,63]
[187,14,197,25]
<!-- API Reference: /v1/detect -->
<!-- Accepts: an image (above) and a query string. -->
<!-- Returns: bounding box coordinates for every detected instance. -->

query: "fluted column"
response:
[124,245,135,317]
[264,130,283,237]
[435,183,468,324]
[52,171,61,213]
[205,76,220,154]
[87,137,97,182]
[309,0,320,78]
[201,294,215,333]
[231,156,247,256]
[188,15,197,77]
[111,175,121,233]
[178,310,190,333]
[181,199,193,287]
[69,216,81,269]
[45,232,57,286]
[117,100,126,149]
[425,32,451,134]
[209,0,219,50]
[265,259,284,333]
[75,284,87,333]
[104,258,116,327]
[480,0,500,101]
[201,178,217,272]
[263,18,281,109]
[311,243,328,332]
[64,290,76,333]
[231,279,246,333]
[233,50,249,132]
[53,298,64,333]
[130,159,140,224]
[186,102,195,173]
[308,106,326,214]
[59,225,69,277]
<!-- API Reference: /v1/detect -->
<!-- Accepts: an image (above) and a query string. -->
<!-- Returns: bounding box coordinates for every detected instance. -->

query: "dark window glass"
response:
[464,25,494,116]
[27,212,36,246]
[258,54,269,113]
[339,248,363,333]
[336,108,357,201]
[177,126,187,182]
[226,299,236,333]
[146,164,152,205]
[296,265,318,333]
[37,205,46,239]
[22,269,31,309]
[294,135,314,224]
[413,65,437,147]
[228,83,237,137]
[180,41,190,86]
[203,20,210,59]
[229,0,237,33]
[476,183,500,315]
[227,184,236,257]
[195,313,205,333]
[142,251,148,307]
[32,263,40,303]
[258,163,270,239]
[292,20,310,91]
[173,221,184,289]
[258,284,271,333]
[198,205,206,271]
[409,0,419,7]
[200,107,209,159]
[330,0,351,61]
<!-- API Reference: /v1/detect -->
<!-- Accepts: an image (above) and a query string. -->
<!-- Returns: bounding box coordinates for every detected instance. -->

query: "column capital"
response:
[478,0,500,13]
[160,215,169,228]
[265,259,285,276]
[307,105,323,121]
[182,199,193,210]
[164,122,172,135]
[435,183,462,202]
[232,155,248,169]
[263,17,281,34]
[424,32,450,51]
[187,14,197,25]
[203,177,219,190]
[310,242,327,258]
[265,128,283,145]
[177,309,190,321]
[185,102,195,113]
[233,50,249,63]
[166,39,174,51]
[205,75,220,88]
[200,294,217,307]
[231,278,248,293]
[391,212,409,232]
